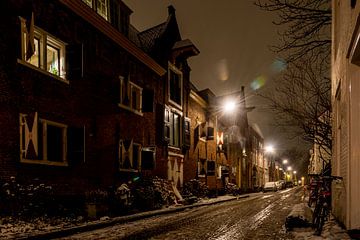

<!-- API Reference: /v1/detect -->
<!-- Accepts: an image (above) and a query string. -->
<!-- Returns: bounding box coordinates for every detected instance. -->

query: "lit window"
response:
[97,0,108,20]
[167,110,181,147]
[20,18,66,80]
[47,44,60,76]
[168,63,183,107]
[119,76,143,115]
[82,0,109,21]
[82,0,93,7]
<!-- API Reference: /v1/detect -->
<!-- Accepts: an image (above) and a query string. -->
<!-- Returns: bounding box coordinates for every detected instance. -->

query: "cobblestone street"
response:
[58,187,303,240]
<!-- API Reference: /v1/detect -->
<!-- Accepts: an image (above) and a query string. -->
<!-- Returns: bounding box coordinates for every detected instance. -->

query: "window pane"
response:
[133,145,140,169]
[170,70,181,105]
[47,44,60,76]
[131,86,140,111]
[173,113,180,147]
[47,125,63,162]
[97,0,108,20]
[26,37,40,67]
[82,0,93,7]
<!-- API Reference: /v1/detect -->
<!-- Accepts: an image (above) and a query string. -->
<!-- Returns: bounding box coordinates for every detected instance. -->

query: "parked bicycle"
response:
[311,175,343,236]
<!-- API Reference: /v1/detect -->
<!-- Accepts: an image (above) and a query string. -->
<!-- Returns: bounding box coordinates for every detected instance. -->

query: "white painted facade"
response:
[332,0,360,230]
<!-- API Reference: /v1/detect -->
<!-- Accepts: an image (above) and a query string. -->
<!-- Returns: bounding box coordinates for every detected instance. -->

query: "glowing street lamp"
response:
[223,100,236,113]
[287,166,292,171]
[282,159,288,165]
[265,145,274,154]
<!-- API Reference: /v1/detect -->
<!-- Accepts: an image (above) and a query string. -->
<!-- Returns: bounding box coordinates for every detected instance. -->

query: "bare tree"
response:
[254,0,331,63]
[254,0,332,163]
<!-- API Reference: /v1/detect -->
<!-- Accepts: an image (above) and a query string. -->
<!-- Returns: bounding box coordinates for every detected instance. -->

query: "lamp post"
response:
[265,145,275,182]
[293,170,297,185]
[287,166,292,182]
[215,99,237,192]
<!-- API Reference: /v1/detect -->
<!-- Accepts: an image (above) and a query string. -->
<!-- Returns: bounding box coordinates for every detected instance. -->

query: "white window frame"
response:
[168,62,183,109]
[118,75,143,116]
[168,109,182,148]
[119,140,142,172]
[19,17,67,83]
[20,114,68,166]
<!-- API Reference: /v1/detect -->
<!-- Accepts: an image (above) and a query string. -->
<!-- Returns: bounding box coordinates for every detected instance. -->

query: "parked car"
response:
[285,181,294,188]
[276,180,286,190]
[263,182,278,192]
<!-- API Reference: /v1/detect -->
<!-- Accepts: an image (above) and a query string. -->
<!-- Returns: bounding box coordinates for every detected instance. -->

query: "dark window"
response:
[207,161,215,176]
[169,69,181,106]
[47,125,63,162]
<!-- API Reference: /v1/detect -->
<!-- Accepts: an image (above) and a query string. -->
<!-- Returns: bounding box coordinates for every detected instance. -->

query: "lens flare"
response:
[250,75,266,90]
[271,58,286,73]
[216,59,229,81]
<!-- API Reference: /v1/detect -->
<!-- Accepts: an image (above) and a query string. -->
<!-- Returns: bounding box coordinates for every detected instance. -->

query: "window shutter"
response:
[183,117,190,150]
[67,126,85,164]
[66,43,83,80]
[142,88,154,112]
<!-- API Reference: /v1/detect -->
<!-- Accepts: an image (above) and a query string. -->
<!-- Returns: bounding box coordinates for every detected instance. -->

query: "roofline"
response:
[59,0,166,76]
[190,89,207,108]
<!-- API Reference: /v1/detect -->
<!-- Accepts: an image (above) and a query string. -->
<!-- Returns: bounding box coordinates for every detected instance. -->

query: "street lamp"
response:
[215,99,237,192]
[223,100,236,113]
[264,145,275,181]
[282,159,288,165]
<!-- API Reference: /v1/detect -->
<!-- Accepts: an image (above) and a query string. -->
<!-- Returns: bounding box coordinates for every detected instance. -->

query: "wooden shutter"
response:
[142,88,154,112]
[67,126,85,164]
[66,43,83,80]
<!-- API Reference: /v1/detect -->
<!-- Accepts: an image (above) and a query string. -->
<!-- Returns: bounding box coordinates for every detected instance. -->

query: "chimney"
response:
[168,5,176,16]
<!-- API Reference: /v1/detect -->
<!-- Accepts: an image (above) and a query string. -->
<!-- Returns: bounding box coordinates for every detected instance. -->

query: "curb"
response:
[16,194,250,239]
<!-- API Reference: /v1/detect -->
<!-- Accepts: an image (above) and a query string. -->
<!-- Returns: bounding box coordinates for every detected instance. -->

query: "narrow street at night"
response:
[58,188,302,240]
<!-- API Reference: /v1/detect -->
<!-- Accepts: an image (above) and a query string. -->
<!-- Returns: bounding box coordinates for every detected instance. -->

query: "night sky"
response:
[123,0,300,151]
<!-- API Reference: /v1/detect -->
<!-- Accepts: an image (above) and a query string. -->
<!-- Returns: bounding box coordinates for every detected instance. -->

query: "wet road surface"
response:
[59,187,303,240]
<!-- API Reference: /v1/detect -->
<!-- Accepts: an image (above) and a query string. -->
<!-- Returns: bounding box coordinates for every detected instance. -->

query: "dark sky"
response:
[123,0,301,151]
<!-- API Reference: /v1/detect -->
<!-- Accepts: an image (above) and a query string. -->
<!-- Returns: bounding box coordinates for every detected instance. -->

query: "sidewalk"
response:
[2,190,354,240]
[12,194,250,240]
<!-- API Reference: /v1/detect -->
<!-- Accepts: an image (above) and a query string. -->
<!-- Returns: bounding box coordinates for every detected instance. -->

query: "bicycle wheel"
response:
[312,203,321,227]
[314,206,327,235]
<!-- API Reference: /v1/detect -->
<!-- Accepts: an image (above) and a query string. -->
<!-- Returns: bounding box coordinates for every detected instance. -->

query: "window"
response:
[183,117,191,149]
[198,158,206,177]
[119,76,143,115]
[20,18,66,80]
[19,113,68,166]
[169,110,181,147]
[168,63,183,107]
[82,0,109,21]
[97,0,108,20]
[119,139,141,172]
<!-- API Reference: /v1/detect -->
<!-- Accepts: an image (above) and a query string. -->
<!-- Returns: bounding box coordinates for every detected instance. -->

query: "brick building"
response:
[0,0,198,197]
[332,0,360,230]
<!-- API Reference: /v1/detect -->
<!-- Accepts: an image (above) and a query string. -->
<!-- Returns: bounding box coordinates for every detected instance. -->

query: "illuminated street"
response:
[58,188,301,240]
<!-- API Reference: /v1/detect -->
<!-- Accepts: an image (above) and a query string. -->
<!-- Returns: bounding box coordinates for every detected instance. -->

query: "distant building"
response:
[249,125,265,189]
[332,0,360,230]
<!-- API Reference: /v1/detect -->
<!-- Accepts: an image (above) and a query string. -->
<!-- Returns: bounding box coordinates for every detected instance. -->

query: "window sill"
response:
[17,59,69,84]
[118,103,143,116]
[168,99,183,110]
[119,168,139,173]
[21,159,68,167]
